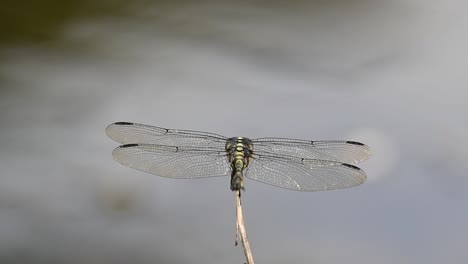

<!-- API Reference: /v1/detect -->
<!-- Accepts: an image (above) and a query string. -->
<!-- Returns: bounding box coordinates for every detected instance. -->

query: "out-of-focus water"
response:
[1,1,467,263]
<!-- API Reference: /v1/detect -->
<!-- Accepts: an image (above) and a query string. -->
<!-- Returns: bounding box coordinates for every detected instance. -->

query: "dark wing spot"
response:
[346,141,365,146]
[114,122,134,126]
[342,163,361,171]
[120,144,139,148]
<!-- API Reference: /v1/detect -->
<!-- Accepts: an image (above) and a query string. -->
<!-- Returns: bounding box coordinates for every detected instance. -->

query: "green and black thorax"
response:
[225,137,254,191]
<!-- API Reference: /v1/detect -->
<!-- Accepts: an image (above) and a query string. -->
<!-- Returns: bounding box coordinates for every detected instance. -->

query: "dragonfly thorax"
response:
[225,137,254,164]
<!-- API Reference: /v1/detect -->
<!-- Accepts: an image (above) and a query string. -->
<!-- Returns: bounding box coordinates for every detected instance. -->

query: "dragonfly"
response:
[106,122,371,192]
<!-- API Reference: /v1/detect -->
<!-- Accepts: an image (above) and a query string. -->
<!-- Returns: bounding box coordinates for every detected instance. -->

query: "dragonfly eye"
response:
[225,138,238,148]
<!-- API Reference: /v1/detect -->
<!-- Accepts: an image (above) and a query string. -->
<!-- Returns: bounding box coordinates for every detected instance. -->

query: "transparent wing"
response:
[245,154,366,191]
[106,122,228,148]
[112,144,230,178]
[252,138,371,164]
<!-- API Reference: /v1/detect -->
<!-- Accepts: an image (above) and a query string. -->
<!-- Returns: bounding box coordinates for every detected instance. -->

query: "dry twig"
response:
[235,190,254,264]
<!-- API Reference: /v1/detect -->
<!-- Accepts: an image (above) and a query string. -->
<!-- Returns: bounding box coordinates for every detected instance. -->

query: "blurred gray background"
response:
[1,1,467,263]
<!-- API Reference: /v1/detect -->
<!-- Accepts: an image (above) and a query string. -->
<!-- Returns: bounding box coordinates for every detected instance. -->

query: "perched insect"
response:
[106,122,371,191]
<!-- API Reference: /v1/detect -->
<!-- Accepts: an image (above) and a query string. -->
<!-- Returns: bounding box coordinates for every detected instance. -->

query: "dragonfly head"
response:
[225,137,253,153]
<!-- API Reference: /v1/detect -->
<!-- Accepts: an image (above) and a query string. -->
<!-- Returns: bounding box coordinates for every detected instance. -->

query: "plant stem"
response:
[235,190,254,264]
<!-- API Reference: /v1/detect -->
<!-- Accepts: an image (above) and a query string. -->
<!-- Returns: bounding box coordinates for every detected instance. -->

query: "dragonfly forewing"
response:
[106,122,228,147]
[252,138,371,164]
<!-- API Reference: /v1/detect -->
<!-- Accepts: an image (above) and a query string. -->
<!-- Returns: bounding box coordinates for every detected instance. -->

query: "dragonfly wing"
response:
[252,138,371,164]
[106,122,228,147]
[245,154,366,191]
[112,144,230,179]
